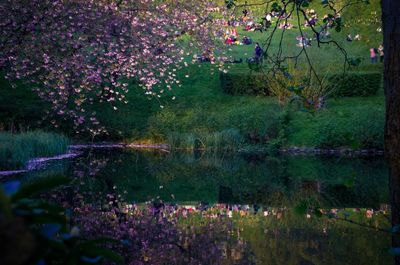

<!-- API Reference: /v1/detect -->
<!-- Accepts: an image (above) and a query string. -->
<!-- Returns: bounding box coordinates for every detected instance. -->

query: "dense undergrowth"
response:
[0,63,385,152]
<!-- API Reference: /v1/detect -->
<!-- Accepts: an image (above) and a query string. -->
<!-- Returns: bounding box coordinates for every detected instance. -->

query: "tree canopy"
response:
[0,0,223,133]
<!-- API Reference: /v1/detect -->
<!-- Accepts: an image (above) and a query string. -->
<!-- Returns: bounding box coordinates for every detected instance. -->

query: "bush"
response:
[312,120,354,148]
[219,72,270,96]
[353,109,384,149]
[220,71,382,98]
[311,107,384,149]
[329,72,382,97]
[0,131,70,170]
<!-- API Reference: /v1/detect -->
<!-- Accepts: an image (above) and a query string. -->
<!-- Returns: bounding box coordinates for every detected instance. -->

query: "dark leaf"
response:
[41,223,62,239]
[2,180,21,196]
[389,248,400,256]
[302,1,310,7]
[12,176,70,201]
[82,247,124,264]
[81,256,102,264]
[294,201,308,215]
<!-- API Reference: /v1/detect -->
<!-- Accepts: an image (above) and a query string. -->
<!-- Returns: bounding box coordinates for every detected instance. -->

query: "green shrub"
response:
[312,120,354,148]
[220,72,382,98]
[311,108,384,149]
[0,131,70,170]
[353,109,385,149]
[219,72,270,96]
[329,72,382,97]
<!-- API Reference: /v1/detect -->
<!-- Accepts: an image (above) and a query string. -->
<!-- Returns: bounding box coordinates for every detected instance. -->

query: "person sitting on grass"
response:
[254,24,264,33]
[278,22,293,29]
[197,54,211,63]
[224,58,243,64]
[242,36,252,45]
[225,34,237,45]
[296,35,311,47]
[245,21,254,31]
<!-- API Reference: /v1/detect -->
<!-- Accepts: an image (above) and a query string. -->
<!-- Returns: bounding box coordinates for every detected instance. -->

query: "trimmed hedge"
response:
[220,72,382,97]
[219,72,270,96]
[329,72,382,97]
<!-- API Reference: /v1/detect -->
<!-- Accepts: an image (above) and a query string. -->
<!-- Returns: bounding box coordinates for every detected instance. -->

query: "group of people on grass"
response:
[304,9,318,27]
[296,35,312,47]
[346,33,361,42]
[221,8,382,66]
[225,28,254,46]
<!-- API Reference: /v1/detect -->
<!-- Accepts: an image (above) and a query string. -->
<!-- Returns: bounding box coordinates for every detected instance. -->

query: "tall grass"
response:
[167,129,243,152]
[0,131,70,170]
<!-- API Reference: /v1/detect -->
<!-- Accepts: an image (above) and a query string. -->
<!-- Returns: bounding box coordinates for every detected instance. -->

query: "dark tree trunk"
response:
[381,1,400,264]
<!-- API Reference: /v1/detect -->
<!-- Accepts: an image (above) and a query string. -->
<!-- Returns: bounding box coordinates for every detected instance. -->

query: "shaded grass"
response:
[115,63,385,150]
[0,131,70,170]
[286,95,385,149]
[0,64,385,151]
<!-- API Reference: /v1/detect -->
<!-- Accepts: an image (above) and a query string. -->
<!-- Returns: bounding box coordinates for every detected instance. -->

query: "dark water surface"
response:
[21,149,393,265]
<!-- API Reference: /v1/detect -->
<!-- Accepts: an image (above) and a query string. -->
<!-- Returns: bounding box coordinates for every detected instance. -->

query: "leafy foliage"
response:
[0,176,124,265]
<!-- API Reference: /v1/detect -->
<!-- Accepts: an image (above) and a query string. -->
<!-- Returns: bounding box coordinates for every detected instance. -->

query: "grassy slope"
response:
[92,59,384,150]
[0,0,384,149]
[93,2,384,148]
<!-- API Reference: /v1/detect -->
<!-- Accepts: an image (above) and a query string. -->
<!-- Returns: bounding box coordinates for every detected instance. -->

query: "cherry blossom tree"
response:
[0,0,224,134]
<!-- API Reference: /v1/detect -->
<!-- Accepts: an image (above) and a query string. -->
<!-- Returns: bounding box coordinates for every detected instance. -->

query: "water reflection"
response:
[21,149,393,264]
[34,149,388,207]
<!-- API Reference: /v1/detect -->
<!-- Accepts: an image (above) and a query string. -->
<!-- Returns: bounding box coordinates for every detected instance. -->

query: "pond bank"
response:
[0,143,385,177]
[279,146,384,156]
[0,143,170,177]
[70,143,170,151]
[0,151,81,177]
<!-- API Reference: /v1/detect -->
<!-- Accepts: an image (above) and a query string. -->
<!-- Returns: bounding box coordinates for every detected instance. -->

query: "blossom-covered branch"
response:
[0,0,224,134]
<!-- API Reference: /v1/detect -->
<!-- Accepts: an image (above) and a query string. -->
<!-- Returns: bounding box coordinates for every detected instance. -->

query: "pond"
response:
[19,148,393,264]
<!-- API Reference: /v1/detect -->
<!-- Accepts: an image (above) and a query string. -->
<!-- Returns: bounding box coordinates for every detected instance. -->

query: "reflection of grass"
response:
[181,207,390,231]
[0,131,69,170]
[70,150,388,207]
[180,206,391,265]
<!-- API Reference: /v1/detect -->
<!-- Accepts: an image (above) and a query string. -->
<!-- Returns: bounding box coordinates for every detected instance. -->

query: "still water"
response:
[21,148,393,264]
